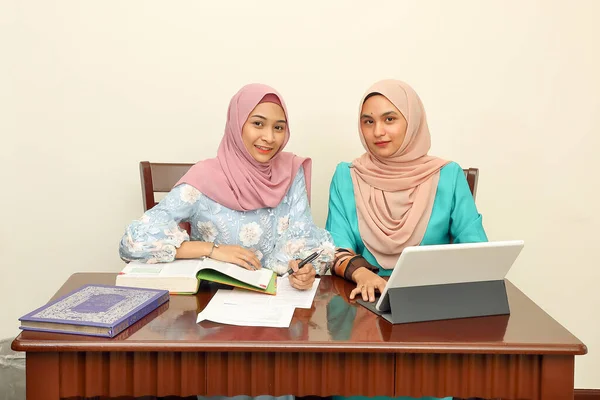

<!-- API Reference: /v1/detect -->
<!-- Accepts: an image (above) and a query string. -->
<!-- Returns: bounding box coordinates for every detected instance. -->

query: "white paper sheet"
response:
[273,277,320,308]
[224,278,320,309]
[196,290,294,328]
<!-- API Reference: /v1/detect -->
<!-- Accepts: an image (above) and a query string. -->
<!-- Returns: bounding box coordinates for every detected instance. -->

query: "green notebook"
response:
[196,268,277,295]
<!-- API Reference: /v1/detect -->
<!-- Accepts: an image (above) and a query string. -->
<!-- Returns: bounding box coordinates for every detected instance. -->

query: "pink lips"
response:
[254,145,272,154]
[374,141,391,147]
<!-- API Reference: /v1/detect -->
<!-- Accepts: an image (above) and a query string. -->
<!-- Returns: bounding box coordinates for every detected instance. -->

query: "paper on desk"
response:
[227,277,320,309]
[196,290,294,328]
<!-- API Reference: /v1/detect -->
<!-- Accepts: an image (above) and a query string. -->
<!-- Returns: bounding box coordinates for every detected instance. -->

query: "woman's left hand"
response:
[287,259,316,290]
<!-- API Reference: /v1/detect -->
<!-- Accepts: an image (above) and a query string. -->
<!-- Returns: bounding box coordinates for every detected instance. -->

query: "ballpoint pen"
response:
[282,249,323,278]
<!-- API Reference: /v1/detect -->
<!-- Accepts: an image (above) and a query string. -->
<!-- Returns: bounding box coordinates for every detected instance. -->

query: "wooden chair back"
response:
[463,167,479,200]
[140,161,194,211]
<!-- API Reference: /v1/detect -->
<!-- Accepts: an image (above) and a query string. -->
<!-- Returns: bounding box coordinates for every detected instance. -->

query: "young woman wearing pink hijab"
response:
[326,79,488,306]
[120,83,333,290]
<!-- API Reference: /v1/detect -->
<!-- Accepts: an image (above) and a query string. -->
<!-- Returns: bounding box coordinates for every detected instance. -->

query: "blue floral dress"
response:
[119,167,334,275]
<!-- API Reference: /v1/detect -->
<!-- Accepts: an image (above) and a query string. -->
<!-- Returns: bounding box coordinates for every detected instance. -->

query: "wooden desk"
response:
[12,273,586,400]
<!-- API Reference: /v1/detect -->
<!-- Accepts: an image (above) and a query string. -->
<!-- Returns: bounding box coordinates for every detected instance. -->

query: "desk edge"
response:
[11,336,588,355]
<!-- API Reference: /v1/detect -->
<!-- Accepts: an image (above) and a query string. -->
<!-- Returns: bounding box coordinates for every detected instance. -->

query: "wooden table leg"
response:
[26,353,60,400]
[540,355,575,400]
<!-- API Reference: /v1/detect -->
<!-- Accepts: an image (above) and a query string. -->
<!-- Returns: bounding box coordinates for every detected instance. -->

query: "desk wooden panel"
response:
[12,273,586,400]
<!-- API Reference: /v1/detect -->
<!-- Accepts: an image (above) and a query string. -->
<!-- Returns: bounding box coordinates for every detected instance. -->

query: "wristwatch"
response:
[208,242,219,258]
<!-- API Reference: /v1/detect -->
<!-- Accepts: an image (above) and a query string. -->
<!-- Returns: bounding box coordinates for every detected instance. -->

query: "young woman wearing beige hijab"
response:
[326,79,488,306]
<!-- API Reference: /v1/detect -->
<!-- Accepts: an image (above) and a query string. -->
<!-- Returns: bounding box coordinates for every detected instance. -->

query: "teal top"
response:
[326,161,488,276]
[325,161,488,400]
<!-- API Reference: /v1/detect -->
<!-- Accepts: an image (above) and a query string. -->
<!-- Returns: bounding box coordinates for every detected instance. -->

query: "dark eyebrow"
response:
[361,111,399,119]
[250,115,287,124]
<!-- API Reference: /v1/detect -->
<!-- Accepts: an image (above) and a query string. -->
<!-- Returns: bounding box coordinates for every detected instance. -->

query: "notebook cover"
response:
[196,269,277,295]
[18,284,170,337]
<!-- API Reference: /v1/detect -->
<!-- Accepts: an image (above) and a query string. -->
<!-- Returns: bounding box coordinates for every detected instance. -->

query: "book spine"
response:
[111,292,170,337]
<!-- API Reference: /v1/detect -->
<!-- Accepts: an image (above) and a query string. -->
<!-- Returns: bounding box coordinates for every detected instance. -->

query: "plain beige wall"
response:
[2,0,599,388]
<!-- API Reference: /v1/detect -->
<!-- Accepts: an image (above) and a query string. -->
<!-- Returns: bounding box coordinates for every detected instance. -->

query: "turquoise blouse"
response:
[325,161,488,400]
[326,161,488,276]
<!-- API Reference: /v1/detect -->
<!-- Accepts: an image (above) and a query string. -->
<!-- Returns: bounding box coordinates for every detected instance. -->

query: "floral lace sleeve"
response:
[118,184,200,263]
[264,168,335,276]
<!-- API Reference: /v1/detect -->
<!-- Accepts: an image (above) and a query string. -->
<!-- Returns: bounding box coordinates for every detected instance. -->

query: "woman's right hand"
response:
[211,244,261,271]
[350,267,387,302]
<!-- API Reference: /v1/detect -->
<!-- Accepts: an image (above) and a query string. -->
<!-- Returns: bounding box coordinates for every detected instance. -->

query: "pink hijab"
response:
[350,80,449,269]
[176,84,311,211]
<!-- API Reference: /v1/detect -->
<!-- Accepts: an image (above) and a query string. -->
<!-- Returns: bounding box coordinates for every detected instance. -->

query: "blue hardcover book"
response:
[18,284,170,337]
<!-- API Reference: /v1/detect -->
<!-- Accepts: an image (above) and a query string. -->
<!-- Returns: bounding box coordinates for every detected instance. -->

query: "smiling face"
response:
[241,101,288,163]
[359,94,408,158]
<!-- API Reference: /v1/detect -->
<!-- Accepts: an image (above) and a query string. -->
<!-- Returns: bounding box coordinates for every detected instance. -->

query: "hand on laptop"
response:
[350,268,387,302]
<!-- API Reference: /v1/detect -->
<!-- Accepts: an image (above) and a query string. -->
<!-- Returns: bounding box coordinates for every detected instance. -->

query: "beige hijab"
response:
[350,80,449,269]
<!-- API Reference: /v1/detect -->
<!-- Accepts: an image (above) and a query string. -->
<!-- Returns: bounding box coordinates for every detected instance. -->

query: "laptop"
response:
[374,240,525,313]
